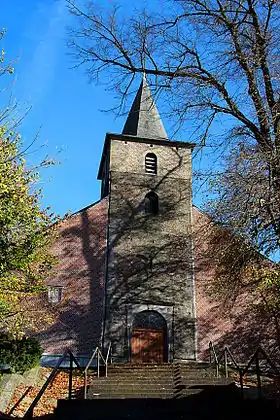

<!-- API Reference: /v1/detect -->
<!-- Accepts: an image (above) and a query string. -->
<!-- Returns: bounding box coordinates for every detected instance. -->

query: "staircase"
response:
[86,362,233,399]
[55,362,248,419]
[174,361,235,398]
[19,345,280,418]
[87,363,174,399]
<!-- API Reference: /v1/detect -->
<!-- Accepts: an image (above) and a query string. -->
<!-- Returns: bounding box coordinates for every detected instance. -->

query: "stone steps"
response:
[108,370,173,376]
[91,381,174,387]
[90,387,174,392]
[90,378,231,386]
[54,362,280,419]
[94,375,173,380]
[90,382,174,388]
[179,374,217,379]
[85,362,234,400]
[101,373,172,378]
[87,364,173,399]
[89,393,174,399]
[179,378,234,386]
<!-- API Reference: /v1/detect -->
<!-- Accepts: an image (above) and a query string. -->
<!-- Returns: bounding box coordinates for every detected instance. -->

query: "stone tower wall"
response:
[104,137,196,361]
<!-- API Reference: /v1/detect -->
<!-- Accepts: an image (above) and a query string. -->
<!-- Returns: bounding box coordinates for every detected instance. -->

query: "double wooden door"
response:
[131,328,164,363]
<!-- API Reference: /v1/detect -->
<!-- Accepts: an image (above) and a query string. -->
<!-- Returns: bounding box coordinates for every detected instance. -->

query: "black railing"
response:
[23,350,80,419]
[239,346,280,400]
[209,341,280,400]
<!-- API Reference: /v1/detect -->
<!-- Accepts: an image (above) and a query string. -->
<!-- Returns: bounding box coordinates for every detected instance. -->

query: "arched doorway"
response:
[131,310,168,363]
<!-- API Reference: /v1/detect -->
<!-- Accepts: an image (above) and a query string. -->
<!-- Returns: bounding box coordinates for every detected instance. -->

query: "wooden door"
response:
[131,328,164,363]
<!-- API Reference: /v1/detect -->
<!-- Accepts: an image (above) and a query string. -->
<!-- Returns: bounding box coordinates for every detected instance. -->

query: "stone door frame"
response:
[127,303,174,362]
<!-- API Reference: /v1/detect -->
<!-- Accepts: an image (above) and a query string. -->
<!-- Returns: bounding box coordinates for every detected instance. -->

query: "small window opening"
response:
[145,153,157,175]
[48,286,63,304]
[145,191,159,215]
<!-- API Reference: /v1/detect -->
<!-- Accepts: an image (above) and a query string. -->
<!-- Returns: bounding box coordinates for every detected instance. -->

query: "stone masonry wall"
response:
[104,137,196,361]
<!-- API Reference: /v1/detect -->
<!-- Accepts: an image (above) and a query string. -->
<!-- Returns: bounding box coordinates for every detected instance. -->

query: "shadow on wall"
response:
[103,149,196,362]
[193,207,280,362]
[32,150,280,362]
[33,199,107,356]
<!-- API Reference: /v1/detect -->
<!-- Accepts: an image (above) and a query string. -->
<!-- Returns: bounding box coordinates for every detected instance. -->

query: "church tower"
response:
[98,76,196,362]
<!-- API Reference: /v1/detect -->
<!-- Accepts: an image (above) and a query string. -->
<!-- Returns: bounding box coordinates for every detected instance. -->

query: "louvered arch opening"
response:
[145,153,157,175]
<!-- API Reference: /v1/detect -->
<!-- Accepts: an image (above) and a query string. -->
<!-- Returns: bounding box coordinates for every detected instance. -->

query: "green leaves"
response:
[0,117,57,335]
[0,334,43,373]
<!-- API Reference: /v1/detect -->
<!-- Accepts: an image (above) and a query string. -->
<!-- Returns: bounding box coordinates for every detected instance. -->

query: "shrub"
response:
[0,334,43,374]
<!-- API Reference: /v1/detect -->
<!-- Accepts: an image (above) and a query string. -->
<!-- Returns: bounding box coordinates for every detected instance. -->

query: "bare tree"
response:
[67,0,280,256]
[206,141,280,254]
[67,1,279,146]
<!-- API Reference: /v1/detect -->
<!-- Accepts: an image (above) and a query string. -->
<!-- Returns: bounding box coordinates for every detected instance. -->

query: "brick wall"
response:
[30,184,279,361]
[33,198,107,355]
[193,206,280,361]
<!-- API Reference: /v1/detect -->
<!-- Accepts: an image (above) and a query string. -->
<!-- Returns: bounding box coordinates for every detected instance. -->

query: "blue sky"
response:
[2,2,279,263]
[1,0,125,215]
[1,0,206,216]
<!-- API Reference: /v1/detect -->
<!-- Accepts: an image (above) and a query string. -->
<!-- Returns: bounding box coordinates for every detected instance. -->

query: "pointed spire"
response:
[122,75,168,139]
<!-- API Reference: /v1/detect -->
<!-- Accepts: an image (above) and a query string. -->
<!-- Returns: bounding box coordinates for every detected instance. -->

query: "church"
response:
[36,77,277,365]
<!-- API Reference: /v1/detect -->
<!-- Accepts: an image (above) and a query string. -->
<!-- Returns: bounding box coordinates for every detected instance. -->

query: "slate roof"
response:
[122,75,168,139]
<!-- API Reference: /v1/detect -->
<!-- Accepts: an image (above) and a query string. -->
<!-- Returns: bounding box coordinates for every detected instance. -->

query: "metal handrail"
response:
[242,346,279,376]
[239,346,280,400]
[218,346,240,378]
[224,347,239,369]
[209,341,280,401]
[83,343,112,399]
[105,341,112,366]
[209,341,219,377]
[23,350,80,419]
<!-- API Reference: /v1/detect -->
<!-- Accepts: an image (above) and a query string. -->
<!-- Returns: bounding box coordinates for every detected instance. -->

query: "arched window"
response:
[145,153,157,175]
[145,191,159,215]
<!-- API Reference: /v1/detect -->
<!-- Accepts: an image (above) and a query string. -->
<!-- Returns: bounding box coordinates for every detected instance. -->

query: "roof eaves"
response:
[104,132,196,150]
